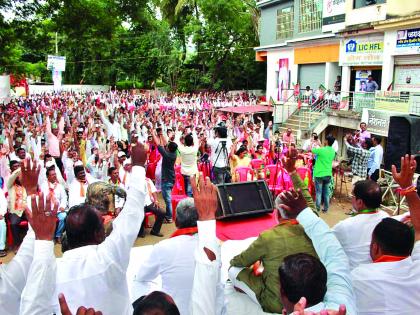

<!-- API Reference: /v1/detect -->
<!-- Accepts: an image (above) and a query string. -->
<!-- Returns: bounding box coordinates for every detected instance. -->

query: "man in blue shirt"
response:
[367,135,383,182]
[366,75,379,92]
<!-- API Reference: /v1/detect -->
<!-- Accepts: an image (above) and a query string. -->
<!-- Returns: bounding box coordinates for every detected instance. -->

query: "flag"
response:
[278,80,283,101]
[387,82,393,91]
[297,98,302,110]
[294,82,300,96]
[269,96,276,106]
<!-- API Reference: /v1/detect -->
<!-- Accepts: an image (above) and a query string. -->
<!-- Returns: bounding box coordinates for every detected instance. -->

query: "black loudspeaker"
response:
[216,180,274,220]
[385,115,420,173]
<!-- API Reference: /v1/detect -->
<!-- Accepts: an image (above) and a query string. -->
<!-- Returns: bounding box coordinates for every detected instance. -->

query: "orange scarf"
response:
[170,227,198,238]
[80,182,85,197]
[278,219,299,226]
[14,185,24,212]
[48,181,58,205]
[374,255,408,263]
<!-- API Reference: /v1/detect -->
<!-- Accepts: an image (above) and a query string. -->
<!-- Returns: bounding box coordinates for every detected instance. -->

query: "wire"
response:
[0,45,256,67]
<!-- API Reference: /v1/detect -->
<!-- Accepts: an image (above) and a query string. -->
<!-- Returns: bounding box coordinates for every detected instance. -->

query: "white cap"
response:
[117,151,126,158]
[74,160,84,167]
[45,161,55,169]
[123,158,131,166]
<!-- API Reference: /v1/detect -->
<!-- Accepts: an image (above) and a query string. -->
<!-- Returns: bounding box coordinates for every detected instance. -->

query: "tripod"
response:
[212,140,231,184]
[271,143,285,197]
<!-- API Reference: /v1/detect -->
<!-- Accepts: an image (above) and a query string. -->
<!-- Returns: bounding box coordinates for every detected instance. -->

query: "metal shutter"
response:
[298,63,326,90]
[394,55,420,65]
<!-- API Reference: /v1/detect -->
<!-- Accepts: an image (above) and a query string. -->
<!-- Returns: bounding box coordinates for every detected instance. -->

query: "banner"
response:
[355,70,371,92]
[278,58,289,102]
[339,36,384,66]
[47,55,66,72]
[396,28,420,48]
[374,91,410,112]
[394,65,420,91]
[361,108,405,137]
[0,75,10,102]
[322,0,345,32]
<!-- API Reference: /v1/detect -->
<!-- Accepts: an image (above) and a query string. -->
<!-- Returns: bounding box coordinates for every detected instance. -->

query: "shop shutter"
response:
[298,63,326,90]
[394,55,420,65]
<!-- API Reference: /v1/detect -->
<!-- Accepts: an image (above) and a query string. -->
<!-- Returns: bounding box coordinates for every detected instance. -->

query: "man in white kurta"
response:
[333,180,389,269]
[50,164,146,314]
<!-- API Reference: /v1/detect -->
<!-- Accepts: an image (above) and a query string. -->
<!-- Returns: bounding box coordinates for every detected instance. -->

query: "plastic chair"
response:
[265,164,285,196]
[235,166,253,182]
[172,172,186,195]
[146,162,157,181]
[6,213,28,247]
[251,159,263,170]
[296,167,309,181]
[198,161,212,179]
[144,211,156,228]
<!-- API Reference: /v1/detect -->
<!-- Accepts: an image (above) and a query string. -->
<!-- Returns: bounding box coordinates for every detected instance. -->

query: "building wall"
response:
[344,0,387,27]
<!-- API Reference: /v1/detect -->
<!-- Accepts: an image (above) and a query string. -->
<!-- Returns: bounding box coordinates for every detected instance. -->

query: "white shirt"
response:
[178,144,199,176]
[332,140,339,153]
[134,234,198,315]
[333,210,389,270]
[68,180,89,208]
[119,168,131,190]
[351,241,420,314]
[41,181,68,211]
[0,230,35,315]
[50,166,146,314]
[0,190,7,216]
[208,138,232,168]
[100,111,122,140]
[144,178,157,207]
[20,241,56,315]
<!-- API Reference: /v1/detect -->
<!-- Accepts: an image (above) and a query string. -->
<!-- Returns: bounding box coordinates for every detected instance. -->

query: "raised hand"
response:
[20,158,40,195]
[59,293,103,315]
[282,147,298,173]
[289,297,346,315]
[278,189,307,219]
[25,193,58,241]
[190,173,218,221]
[392,154,417,189]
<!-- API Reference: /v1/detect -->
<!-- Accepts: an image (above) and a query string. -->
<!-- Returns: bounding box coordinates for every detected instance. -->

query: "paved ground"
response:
[0,192,352,264]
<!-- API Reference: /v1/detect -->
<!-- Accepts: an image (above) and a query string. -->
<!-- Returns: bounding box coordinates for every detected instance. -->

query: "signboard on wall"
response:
[339,36,384,66]
[375,91,410,112]
[394,65,420,91]
[396,28,420,51]
[362,108,405,137]
[322,0,345,32]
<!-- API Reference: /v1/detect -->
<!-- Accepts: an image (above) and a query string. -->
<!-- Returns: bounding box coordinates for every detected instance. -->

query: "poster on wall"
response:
[394,65,420,91]
[278,58,289,101]
[322,0,346,32]
[396,28,420,54]
[339,36,384,66]
[355,70,371,92]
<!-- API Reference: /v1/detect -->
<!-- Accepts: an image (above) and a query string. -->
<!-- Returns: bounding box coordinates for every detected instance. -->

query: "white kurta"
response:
[333,211,389,269]
[134,234,198,315]
[50,166,146,314]
[0,230,35,315]
[352,241,420,314]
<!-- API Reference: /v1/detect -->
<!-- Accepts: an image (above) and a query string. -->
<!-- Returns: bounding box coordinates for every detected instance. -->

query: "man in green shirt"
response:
[311,135,336,213]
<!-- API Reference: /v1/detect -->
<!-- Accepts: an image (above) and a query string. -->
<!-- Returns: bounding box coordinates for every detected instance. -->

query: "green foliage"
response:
[0,0,266,91]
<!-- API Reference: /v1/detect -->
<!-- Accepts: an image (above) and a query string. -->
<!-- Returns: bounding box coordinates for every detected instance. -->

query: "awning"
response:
[217,105,273,114]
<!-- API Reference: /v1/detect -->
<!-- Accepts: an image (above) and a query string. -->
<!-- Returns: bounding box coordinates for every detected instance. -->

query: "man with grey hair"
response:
[133,198,199,315]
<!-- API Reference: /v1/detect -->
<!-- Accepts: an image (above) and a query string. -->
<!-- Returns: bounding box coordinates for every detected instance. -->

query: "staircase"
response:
[277,107,325,143]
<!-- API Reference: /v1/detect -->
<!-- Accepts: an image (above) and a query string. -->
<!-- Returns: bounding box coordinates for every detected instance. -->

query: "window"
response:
[354,0,386,9]
[299,0,322,34]
[276,6,294,40]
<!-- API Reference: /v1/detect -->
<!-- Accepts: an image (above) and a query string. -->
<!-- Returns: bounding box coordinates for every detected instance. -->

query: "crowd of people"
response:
[0,90,418,315]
